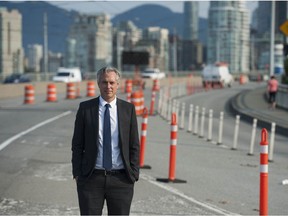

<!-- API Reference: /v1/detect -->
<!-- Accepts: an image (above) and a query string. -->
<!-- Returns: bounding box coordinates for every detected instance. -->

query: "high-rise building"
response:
[207,1,250,73]
[47,52,63,73]
[0,7,24,75]
[67,13,112,72]
[251,1,287,70]
[27,44,43,73]
[141,27,169,71]
[181,2,203,71]
[112,21,142,69]
[183,1,199,40]
[255,1,288,37]
[65,38,77,68]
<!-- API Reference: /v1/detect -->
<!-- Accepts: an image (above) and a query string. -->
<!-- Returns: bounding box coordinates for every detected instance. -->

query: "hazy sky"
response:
[49,1,258,18]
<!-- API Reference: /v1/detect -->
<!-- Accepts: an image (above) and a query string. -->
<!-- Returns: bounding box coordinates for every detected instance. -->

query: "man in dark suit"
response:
[72,66,140,215]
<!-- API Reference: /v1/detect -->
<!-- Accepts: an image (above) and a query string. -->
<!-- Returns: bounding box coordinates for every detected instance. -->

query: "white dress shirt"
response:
[95,96,124,170]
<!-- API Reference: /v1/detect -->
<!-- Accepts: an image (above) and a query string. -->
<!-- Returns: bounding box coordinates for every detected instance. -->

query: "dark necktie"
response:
[103,103,112,170]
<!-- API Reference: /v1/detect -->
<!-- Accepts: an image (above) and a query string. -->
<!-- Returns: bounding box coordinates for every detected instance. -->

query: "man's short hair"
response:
[96,66,121,84]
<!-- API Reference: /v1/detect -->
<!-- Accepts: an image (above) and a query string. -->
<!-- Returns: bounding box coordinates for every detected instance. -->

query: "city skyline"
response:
[49,1,258,20]
[1,1,282,76]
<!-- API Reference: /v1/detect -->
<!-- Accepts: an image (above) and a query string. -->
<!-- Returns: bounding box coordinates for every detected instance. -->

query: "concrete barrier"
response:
[0,77,199,100]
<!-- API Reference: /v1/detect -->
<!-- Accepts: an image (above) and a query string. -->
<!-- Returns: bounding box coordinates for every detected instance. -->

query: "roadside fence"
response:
[157,80,277,162]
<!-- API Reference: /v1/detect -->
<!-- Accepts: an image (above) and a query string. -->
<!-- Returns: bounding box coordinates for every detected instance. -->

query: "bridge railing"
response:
[276,84,288,110]
[0,71,202,82]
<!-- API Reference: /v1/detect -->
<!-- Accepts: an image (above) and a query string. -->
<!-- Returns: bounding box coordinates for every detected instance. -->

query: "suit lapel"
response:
[117,99,124,149]
[91,97,100,144]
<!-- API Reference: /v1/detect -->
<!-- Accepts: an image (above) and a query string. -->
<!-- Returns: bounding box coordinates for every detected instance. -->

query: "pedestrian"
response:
[71,66,140,215]
[267,75,278,109]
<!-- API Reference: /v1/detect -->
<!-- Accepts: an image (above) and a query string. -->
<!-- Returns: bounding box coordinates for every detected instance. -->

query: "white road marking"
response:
[140,173,240,216]
[0,111,72,152]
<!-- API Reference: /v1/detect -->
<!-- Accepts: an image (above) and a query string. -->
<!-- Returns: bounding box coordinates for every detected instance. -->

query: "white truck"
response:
[202,63,233,88]
[52,67,82,83]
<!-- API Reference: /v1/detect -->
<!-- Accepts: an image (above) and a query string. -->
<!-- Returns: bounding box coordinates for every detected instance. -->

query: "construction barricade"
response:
[125,79,133,102]
[75,82,81,98]
[139,107,151,169]
[86,81,96,97]
[260,128,269,216]
[239,74,248,85]
[156,113,187,183]
[66,82,76,99]
[131,90,144,116]
[152,79,160,91]
[125,79,133,93]
[46,83,57,102]
[24,84,35,104]
[149,90,156,115]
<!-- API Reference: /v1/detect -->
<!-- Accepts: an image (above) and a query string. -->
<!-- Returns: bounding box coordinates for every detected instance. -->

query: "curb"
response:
[229,89,288,138]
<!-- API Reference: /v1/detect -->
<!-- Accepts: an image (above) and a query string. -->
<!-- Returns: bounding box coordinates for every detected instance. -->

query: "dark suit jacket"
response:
[71,97,140,183]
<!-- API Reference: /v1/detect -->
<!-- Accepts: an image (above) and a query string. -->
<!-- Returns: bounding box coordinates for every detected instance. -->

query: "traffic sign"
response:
[280,20,288,36]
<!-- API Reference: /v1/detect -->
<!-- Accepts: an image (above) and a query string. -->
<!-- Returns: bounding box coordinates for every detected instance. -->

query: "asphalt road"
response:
[0,82,287,215]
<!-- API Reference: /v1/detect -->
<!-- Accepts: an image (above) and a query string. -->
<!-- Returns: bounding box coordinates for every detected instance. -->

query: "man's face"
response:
[98,71,119,103]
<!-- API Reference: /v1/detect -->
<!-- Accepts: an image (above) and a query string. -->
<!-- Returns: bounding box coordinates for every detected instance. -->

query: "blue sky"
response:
[49,1,258,19]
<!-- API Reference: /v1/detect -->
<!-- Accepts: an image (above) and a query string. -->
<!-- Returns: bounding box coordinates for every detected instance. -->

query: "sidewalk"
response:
[230,83,288,137]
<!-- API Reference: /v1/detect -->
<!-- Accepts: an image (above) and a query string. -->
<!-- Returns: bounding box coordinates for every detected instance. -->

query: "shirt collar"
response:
[99,96,117,108]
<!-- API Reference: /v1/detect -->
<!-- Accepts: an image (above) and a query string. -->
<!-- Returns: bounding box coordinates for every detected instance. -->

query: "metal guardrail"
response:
[1,70,269,83]
[276,84,288,110]
[0,71,202,83]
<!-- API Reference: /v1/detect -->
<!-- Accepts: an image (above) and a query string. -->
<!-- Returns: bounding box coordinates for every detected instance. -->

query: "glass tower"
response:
[207,1,250,73]
[183,1,199,40]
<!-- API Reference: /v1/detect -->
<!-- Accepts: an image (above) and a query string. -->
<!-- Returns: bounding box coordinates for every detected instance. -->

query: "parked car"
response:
[141,68,166,79]
[202,63,233,88]
[52,67,82,83]
[3,73,31,84]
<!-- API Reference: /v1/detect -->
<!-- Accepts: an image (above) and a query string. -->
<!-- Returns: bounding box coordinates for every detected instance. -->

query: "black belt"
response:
[93,169,125,176]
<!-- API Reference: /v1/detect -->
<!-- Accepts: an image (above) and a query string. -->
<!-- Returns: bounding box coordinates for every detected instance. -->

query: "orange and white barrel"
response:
[86,81,96,97]
[125,79,133,93]
[24,84,35,104]
[66,82,76,99]
[46,83,57,102]
[239,74,245,85]
[152,79,160,91]
[131,91,144,115]
[76,82,81,98]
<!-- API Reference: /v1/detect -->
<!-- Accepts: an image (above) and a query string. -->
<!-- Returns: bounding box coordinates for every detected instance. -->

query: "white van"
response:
[202,63,233,88]
[52,67,82,83]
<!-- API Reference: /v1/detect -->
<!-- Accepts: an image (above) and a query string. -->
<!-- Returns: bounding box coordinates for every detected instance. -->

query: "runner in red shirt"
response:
[267,75,278,109]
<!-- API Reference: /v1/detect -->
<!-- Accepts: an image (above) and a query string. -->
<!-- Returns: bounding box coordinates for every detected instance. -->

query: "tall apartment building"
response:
[140,27,169,71]
[251,1,287,70]
[27,44,43,73]
[183,1,199,40]
[65,38,77,68]
[0,7,24,75]
[112,21,142,69]
[207,1,250,73]
[181,1,203,70]
[67,13,112,72]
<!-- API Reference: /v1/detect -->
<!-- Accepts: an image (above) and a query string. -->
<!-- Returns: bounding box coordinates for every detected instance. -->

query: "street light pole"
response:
[173,28,177,76]
[43,12,48,79]
[269,0,275,76]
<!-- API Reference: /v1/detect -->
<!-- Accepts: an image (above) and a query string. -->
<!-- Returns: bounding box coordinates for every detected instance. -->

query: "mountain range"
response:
[0,1,207,54]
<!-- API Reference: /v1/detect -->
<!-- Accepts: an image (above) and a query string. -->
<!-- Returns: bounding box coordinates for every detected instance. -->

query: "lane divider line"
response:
[0,111,72,152]
[140,173,239,216]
